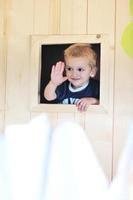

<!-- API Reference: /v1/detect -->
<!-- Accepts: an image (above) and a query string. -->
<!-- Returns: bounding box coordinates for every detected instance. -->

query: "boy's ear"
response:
[90,67,97,77]
[90,72,95,77]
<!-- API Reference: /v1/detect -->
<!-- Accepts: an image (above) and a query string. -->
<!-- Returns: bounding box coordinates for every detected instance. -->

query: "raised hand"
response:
[51,61,67,87]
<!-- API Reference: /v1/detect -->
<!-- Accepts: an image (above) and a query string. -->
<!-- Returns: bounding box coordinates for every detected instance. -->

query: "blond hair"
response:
[64,43,97,68]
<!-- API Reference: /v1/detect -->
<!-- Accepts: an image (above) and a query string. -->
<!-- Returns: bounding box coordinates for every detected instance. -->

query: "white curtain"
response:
[0,114,132,200]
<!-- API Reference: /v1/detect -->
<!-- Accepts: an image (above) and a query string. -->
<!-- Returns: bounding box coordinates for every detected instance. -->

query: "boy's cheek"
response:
[66,71,70,76]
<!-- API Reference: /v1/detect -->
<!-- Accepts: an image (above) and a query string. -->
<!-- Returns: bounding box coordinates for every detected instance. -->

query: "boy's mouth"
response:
[70,78,80,81]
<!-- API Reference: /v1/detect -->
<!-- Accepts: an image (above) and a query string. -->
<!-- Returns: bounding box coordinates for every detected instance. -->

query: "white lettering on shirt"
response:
[62,98,79,104]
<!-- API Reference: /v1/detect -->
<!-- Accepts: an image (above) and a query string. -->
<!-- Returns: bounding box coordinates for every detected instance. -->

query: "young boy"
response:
[44,43,99,112]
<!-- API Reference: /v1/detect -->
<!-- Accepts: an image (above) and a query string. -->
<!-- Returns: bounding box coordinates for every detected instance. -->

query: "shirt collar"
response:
[69,80,89,92]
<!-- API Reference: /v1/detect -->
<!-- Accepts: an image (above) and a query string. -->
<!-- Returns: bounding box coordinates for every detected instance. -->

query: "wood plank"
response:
[87,0,115,34]
[5,0,34,125]
[34,0,60,34]
[0,0,6,110]
[60,0,87,34]
[113,0,133,175]
[0,0,6,134]
[85,113,113,180]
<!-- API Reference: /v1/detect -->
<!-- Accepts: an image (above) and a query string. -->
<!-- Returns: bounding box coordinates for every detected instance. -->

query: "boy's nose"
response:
[71,70,79,77]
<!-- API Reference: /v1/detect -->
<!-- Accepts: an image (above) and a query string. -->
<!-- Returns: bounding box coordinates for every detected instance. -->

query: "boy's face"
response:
[65,56,96,89]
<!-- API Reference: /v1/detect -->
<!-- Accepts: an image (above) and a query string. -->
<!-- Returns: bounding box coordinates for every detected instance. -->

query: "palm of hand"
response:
[51,61,67,86]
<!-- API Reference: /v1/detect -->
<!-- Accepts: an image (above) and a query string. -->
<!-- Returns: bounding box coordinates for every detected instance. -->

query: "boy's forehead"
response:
[65,56,89,66]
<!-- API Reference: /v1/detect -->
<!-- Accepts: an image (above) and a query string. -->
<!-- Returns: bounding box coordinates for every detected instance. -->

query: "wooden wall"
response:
[0,0,133,180]
[113,0,133,175]
[0,0,6,132]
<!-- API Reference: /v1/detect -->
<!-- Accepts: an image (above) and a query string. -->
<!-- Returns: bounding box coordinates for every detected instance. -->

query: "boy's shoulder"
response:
[89,78,99,86]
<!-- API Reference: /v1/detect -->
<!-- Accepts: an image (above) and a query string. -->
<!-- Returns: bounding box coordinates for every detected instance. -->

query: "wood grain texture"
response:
[60,0,88,34]
[87,0,115,34]
[5,0,34,124]
[0,0,6,111]
[0,0,6,133]
[113,0,133,175]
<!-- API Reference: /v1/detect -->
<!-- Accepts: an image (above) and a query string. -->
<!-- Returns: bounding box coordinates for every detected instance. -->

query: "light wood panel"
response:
[60,0,88,34]
[113,0,133,175]
[34,0,61,34]
[0,35,5,110]
[34,0,50,34]
[5,0,34,125]
[0,0,6,133]
[34,0,88,34]
[87,0,115,34]
[85,113,113,179]
[0,0,5,110]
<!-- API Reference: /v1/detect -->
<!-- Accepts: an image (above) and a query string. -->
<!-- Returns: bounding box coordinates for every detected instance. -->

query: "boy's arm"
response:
[44,61,67,101]
[44,81,57,100]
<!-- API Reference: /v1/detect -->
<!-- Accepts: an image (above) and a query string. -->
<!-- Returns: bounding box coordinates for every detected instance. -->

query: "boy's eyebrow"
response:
[65,65,73,68]
[65,65,87,68]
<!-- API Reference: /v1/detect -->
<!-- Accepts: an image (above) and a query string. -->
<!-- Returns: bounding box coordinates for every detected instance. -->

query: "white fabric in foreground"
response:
[44,121,108,200]
[0,114,133,200]
[5,114,51,200]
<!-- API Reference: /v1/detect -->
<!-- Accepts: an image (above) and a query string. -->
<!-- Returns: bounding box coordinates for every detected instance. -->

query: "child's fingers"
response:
[76,99,82,106]
[51,65,56,74]
[78,104,87,112]
[55,61,64,73]
[76,100,88,112]
[51,62,67,86]
[60,62,65,73]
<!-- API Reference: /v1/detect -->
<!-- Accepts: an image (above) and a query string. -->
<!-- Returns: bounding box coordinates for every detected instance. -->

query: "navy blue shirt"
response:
[55,78,100,104]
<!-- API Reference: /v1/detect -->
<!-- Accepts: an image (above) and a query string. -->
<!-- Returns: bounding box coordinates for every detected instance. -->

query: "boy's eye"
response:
[78,68,84,72]
[66,67,73,71]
